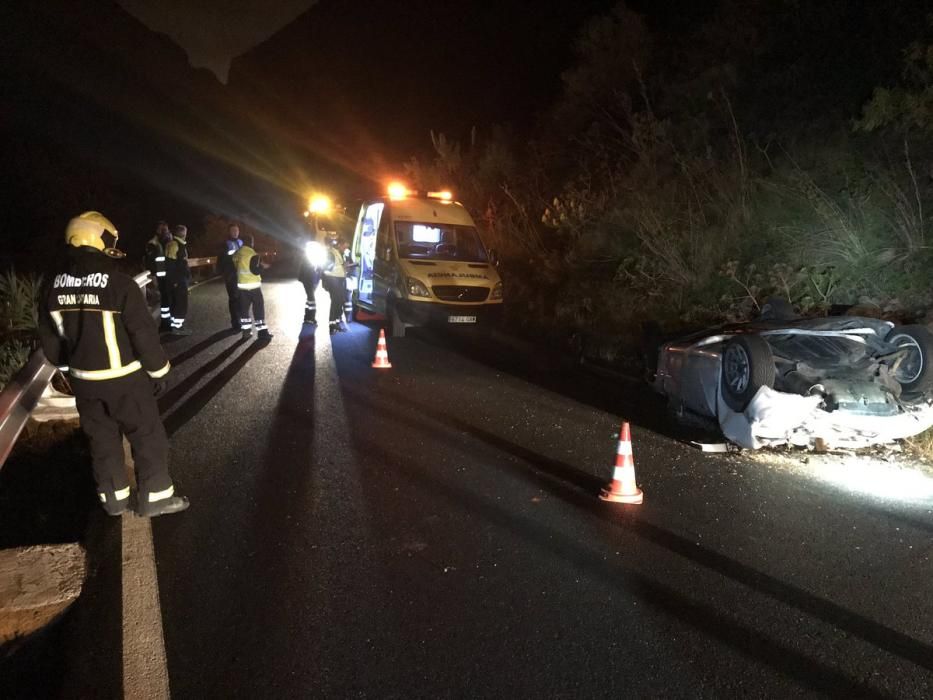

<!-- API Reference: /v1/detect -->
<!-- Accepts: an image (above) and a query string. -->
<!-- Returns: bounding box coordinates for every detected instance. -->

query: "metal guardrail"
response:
[187,256,218,285]
[0,351,58,469]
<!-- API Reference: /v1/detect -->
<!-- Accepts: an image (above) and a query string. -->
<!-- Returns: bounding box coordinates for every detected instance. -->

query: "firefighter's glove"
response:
[151,377,169,398]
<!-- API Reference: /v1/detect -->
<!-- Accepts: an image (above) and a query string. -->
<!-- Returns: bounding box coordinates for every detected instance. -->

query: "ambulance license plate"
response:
[448,315,477,324]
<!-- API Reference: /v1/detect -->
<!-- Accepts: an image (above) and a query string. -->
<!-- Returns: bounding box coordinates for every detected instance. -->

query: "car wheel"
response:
[720,335,775,412]
[885,325,933,396]
[388,300,406,338]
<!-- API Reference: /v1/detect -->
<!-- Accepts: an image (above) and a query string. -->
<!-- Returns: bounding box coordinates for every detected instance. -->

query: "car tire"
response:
[388,300,406,338]
[720,335,775,412]
[885,325,933,396]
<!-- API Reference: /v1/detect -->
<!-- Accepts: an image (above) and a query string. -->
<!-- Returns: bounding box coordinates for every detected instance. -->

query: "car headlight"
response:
[305,241,326,268]
[407,277,431,298]
[491,281,503,300]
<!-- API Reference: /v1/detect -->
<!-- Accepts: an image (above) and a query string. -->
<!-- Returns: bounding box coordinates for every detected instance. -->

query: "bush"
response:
[404,4,933,359]
[0,269,42,389]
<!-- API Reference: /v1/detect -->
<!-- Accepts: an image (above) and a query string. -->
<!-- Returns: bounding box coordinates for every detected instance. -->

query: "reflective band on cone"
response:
[600,421,643,504]
[372,328,392,369]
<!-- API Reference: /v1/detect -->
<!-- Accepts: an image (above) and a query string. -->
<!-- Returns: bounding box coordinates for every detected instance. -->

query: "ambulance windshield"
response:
[395,222,488,262]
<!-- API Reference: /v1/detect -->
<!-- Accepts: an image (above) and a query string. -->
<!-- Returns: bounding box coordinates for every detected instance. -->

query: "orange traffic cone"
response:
[372,328,392,368]
[600,421,643,504]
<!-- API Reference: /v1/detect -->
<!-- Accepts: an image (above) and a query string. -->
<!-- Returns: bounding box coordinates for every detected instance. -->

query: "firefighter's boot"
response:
[138,494,190,518]
[98,488,130,516]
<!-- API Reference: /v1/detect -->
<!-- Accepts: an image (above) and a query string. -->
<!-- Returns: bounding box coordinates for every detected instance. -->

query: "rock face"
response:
[0,544,87,646]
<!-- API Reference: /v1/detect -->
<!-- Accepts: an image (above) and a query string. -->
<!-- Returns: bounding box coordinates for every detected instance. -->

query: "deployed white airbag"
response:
[717,385,933,450]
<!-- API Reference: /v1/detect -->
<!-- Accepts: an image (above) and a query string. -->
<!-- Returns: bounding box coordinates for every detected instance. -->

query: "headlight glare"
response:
[305,241,326,268]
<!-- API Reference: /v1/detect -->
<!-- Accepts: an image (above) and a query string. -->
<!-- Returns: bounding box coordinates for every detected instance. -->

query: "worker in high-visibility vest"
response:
[164,224,191,335]
[37,211,189,517]
[233,234,273,342]
[144,221,172,331]
[322,232,348,334]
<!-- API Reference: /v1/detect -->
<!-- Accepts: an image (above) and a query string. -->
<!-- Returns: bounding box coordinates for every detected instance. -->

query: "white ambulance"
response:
[350,186,503,337]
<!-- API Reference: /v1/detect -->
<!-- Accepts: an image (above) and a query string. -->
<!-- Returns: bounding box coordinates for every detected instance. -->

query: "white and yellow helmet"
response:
[65,211,125,258]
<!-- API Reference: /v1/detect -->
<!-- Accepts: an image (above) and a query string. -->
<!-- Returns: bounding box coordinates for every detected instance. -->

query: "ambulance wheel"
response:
[388,301,406,338]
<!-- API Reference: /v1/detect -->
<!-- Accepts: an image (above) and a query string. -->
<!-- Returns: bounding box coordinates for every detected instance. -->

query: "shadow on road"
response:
[204,328,318,695]
[162,340,266,436]
[350,429,893,698]
[0,430,95,549]
[167,329,239,368]
[341,384,933,686]
[158,336,250,415]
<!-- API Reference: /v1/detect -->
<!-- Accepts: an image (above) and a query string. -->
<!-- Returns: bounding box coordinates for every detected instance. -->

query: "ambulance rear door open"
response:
[354,201,384,307]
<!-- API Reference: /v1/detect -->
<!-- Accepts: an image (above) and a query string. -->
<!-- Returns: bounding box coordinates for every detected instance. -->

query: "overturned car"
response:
[650,307,933,449]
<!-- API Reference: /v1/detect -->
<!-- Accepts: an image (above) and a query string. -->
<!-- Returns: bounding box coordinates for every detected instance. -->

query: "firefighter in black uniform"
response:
[165,224,191,335]
[219,223,243,331]
[144,221,171,331]
[38,212,189,517]
[322,232,348,333]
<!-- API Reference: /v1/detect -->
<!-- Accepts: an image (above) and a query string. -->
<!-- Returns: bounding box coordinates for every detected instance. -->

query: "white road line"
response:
[121,439,171,699]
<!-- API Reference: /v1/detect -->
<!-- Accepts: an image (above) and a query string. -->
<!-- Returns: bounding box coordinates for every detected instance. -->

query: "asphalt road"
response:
[5,275,933,698]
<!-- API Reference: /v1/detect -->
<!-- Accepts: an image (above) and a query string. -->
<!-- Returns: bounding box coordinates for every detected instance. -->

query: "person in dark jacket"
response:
[165,224,191,335]
[144,221,172,331]
[233,235,273,342]
[38,211,189,518]
[218,223,243,331]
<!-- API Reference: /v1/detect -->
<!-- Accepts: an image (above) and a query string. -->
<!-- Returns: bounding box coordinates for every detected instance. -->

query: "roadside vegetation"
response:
[406,3,933,360]
[0,270,42,389]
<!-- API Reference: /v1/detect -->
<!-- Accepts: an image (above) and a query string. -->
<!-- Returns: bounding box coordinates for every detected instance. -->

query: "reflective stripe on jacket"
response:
[145,236,167,278]
[233,245,261,289]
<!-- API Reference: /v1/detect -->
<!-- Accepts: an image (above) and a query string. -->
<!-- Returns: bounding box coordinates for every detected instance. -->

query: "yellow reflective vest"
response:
[233,245,261,289]
[323,246,345,278]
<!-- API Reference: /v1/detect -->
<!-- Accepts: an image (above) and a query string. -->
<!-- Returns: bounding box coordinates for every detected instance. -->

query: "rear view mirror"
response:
[488,248,499,266]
